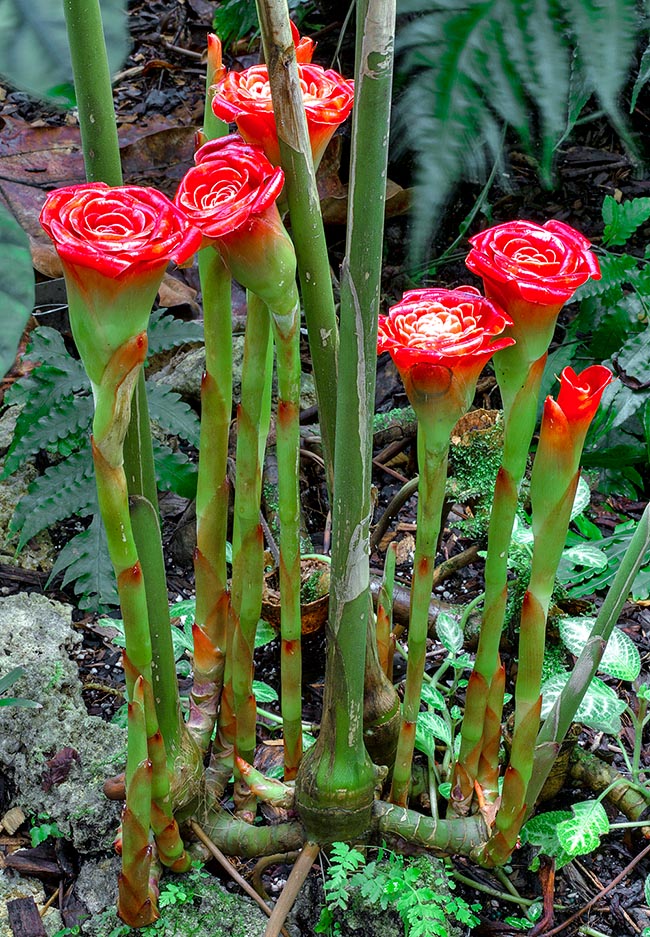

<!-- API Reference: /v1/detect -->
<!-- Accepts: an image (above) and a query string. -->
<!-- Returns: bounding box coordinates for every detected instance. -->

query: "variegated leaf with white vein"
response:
[559,616,641,681]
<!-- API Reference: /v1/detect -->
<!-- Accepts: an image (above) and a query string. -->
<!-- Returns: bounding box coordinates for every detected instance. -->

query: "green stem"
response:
[64,0,177,760]
[63,0,122,185]
[527,503,650,810]
[255,0,339,492]
[390,429,449,806]
[268,283,303,780]
[454,352,547,804]
[294,0,396,842]
[188,249,232,753]
[230,295,273,766]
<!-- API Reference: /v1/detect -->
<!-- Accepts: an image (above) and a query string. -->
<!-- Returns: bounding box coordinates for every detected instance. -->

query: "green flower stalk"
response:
[454,220,602,810]
[294,0,396,842]
[39,183,201,922]
[376,288,514,806]
[376,542,397,678]
[175,134,303,778]
[480,365,611,866]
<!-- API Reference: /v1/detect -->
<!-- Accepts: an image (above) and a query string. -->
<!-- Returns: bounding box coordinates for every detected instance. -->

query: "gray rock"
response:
[0,458,54,573]
[79,865,268,937]
[0,593,125,855]
[0,869,62,937]
[152,338,317,412]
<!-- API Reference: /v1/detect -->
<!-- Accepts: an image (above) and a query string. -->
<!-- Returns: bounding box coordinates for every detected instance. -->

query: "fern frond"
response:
[5,328,88,414]
[395,0,641,257]
[10,445,96,551]
[573,252,639,299]
[147,308,204,357]
[3,393,93,478]
[146,380,201,448]
[47,513,118,611]
[152,439,198,499]
[602,194,650,246]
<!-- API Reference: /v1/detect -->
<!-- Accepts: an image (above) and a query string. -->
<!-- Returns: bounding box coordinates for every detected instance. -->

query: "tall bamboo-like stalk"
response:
[294,0,397,841]
[63,0,183,760]
[255,0,339,491]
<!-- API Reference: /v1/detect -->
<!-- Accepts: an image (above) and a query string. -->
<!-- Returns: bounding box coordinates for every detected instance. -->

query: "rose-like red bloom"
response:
[466,219,601,307]
[377,287,514,418]
[175,134,284,241]
[40,182,201,279]
[175,136,295,314]
[211,48,353,168]
[40,183,201,383]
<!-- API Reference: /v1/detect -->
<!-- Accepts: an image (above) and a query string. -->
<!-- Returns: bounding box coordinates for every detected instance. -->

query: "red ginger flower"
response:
[175,134,284,241]
[39,183,201,383]
[210,30,353,168]
[40,182,201,278]
[175,136,295,313]
[378,287,514,419]
[466,219,600,306]
[465,219,600,365]
[531,365,612,533]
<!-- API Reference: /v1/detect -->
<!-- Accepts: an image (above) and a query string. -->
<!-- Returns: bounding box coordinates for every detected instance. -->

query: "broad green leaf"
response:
[556,800,609,858]
[415,710,452,756]
[152,439,198,500]
[420,683,446,711]
[521,809,573,868]
[47,514,118,611]
[644,871,650,907]
[0,0,129,102]
[570,476,592,520]
[558,616,641,681]
[170,599,196,625]
[255,619,277,648]
[253,679,278,703]
[602,195,650,247]
[0,666,26,695]
[0,697,42,709]
[435,609,464,655]
[0,206,34,379]
[541,672,626,733]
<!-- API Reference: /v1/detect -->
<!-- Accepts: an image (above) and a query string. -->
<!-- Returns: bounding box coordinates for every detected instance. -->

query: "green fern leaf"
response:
[147,308,204,357]
[3,393,93,478]
[5,327,88,413]
[573,252,638,299]
[630,41,650,111]
[153,439,198,499]
[46,513,118,611]
[10,445,96,550]
[146,380,200,448]
[567,0,639,114]
[602,195,650,247]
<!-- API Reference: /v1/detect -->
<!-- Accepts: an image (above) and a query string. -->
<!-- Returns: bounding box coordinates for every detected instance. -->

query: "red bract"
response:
[211,53,353,168]
[556,364,613,433]
[175,136,295,313]
[377,287,514,414]
[175,135,284,242]
[466,219,601,308]
[40,182,201,279]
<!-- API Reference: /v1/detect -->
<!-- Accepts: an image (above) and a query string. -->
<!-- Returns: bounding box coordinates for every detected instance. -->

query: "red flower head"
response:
[210,33,353,168]
[39,182,201,382]
[377,287,514,425]
[532,364,613,530]
[555,364,613,439]
[465,220,601,362]
[175,135,295,313]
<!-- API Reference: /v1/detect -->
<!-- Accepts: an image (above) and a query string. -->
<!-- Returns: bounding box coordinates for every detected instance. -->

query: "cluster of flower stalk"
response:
[38,0,650,928]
